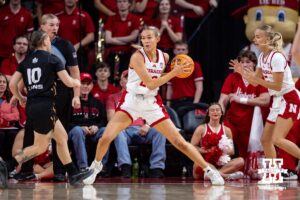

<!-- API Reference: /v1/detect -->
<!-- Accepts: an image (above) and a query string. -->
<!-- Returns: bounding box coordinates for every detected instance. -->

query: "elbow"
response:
[145,82,156,90]
[146,84,156,90]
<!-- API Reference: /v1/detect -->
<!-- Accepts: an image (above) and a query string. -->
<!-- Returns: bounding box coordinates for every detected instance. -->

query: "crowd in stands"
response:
[0,0,300,183]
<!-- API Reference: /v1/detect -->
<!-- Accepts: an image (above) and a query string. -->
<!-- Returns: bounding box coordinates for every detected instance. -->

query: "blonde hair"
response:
[141,26,160,37]
[41,14,59,25]
[258,25,283,52]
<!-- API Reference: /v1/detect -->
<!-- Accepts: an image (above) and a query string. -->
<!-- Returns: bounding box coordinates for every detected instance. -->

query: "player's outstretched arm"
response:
[57,70,81,88]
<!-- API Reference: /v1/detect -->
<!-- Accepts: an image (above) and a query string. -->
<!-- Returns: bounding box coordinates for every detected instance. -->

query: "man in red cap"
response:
[68,72,108,172]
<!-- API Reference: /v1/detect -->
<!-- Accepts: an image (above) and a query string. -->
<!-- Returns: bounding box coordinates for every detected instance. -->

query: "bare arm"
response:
[164,23,183,43]
[292,19,300,67]
[94,0,116,16]
[191,125,207,154]
[105,31,127,45]
[68,65,81,98]
[218,93,229,112]
[130,52,187,90]
[57,70,80,88]
[240,92,270,107]
[175,0,204,16]
[74,32,95,50]
[9,72,25,104]
[117,30,139,43]
[193,81,203,103]
[132,0,148,13]
[245,71,283,91]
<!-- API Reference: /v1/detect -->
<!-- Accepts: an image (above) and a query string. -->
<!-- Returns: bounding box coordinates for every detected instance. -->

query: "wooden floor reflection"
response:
[1,178,300,200]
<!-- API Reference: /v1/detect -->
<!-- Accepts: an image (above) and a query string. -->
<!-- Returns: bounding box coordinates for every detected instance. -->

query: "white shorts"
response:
[267,89,300,123]
[116,91,169,126]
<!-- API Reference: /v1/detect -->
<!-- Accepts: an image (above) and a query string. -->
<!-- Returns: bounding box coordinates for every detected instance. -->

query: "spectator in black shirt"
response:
[69,72,108,172]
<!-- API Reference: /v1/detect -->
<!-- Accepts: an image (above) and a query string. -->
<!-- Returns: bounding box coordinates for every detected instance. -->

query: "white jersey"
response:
[126,48,166,96]
[257,50,294,96]
[244,43,300,77]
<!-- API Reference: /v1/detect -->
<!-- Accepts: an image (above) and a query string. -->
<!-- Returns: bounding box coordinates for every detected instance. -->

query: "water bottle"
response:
[132,158,139,178]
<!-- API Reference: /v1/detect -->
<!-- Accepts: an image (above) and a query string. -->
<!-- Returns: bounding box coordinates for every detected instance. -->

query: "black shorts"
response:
[26,98,58,134]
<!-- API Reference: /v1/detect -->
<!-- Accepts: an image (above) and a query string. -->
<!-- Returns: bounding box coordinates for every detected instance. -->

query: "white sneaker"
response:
[83,160,103,185]
[226,171,244,180]
[204,169,225,185]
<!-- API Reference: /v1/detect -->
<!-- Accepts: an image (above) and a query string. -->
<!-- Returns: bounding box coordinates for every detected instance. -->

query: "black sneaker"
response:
[13,172,36,181]
[121,164,131,178]
[282,170,298,180]
[0,160,8,188]
[149,168,164,178]
[69,169,94,185]
[53,173,66,182]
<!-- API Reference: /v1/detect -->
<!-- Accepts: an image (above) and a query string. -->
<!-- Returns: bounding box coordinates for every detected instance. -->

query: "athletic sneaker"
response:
[0,160,8,188]
[204,169,225,185]
[282,170,298,181]
[69,168,94,185]
[226,171,244,180]
[83,160,103,185]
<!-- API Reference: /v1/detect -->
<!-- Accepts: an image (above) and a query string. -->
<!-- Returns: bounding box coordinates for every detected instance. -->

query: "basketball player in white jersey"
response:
[83,26,224,185]
[231,25,300,184]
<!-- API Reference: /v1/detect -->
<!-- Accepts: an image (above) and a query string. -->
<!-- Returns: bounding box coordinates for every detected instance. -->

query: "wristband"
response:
[239,97,248,104]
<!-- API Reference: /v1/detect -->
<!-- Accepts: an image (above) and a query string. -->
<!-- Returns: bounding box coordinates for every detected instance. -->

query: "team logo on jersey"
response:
[20,17,24,22]
[4,16,8,20]
[72,52,77,58]
[72,20,76,25]
[128,21,132,27]
[152,64,156,68]
[32,57,38,63]
[258,158,287,184]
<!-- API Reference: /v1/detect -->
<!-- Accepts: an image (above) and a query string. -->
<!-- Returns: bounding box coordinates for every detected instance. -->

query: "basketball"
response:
[170,54,194,78]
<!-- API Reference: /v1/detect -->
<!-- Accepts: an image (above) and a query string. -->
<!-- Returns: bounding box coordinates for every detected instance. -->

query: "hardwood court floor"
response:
[1,177,300,200]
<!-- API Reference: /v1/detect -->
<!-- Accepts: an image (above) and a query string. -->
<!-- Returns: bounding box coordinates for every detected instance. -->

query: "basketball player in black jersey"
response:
[0,31,93,188]
[15,14,81,182]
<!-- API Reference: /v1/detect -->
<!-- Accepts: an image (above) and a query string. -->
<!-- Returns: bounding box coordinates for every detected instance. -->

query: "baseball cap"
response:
[80,73,92,82]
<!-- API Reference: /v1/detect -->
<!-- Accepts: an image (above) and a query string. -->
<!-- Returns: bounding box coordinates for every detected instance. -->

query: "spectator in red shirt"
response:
[149,0,183,57]
[218,50,270,161]
[0,35,29,81]
[104,0,140,78]
[57,0,95,70]
[132,0,158,25]
[0,0,33,65]
[166,41,204,117]
[36,0,65,24]
[94,0,117,22]
[91,62,120,104]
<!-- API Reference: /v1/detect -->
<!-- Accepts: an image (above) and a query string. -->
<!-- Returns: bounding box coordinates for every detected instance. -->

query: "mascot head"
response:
[233,0,299,43]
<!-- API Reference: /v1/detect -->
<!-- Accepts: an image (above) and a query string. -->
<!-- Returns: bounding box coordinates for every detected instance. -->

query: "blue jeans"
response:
[114,126,166,169]
[69,126,108,169]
